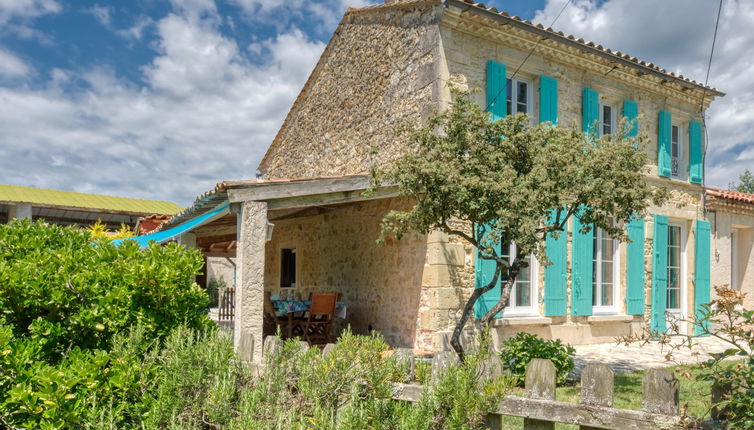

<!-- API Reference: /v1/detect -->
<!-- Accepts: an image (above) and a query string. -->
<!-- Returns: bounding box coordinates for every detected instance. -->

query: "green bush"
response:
[499,332,575,385]
[0,219,211,357]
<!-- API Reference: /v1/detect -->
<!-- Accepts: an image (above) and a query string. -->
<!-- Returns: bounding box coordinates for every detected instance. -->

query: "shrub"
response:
[0,219,211,357]
[499,332,575,385]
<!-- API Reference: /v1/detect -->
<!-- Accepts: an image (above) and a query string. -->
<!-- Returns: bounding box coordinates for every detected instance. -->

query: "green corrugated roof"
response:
[0,184,182,215]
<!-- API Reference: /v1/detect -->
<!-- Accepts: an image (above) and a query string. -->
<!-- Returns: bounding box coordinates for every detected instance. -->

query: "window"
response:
[671,124,682,179]
[506,77,532,115]
[592,227,619,313]
[599,104,615,136]
[280,248,296,288]
[500,241,538,316]
[667,225,682,311]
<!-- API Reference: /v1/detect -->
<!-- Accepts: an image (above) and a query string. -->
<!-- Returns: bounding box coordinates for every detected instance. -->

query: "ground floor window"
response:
[667,225,682,311]
[592,227,619,313]
[501,241,538,316]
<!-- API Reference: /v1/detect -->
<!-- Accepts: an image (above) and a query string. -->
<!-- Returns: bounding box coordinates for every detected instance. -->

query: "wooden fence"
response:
[260,335,722,430]
[218,287,235,321]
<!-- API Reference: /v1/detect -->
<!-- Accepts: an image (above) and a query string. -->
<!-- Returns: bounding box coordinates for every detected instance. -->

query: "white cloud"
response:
[230,0,377,33]
[0,0,60,24]
[534,0,754,188]
[0,48,30,78]
[0,2,325,205]
[88,4,111,27]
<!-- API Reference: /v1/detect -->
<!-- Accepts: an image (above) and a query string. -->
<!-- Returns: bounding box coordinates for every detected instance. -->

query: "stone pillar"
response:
[234,201,267,363]
[9,203,32,220]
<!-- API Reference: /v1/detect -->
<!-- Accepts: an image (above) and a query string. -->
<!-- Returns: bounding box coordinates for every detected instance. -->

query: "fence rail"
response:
[256,335,723,430]
[218,288,235,321]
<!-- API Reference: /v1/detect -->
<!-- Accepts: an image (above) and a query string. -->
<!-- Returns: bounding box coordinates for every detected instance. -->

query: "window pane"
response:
[603,105,612,135]
[506,79,512,115]
[517,81,527,113]
[592,233,599,306]
[601,282,613,306]
[515,281,530,307]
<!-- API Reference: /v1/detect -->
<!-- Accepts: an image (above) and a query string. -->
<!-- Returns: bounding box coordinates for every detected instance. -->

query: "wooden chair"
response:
[303,292,338,345]
[264,291,303,339]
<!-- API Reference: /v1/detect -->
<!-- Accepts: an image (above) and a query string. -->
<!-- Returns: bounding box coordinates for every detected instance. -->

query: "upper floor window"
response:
[671,124,683,179]
[506,78,532,116]
[599,104,615,136]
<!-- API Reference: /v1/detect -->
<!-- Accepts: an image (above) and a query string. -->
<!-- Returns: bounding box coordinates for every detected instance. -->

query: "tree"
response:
[371,90,668,360]
[729,169,754,194]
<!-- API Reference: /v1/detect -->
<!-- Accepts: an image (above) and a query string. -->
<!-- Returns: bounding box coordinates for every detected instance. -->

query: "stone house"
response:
[153,0,732,362]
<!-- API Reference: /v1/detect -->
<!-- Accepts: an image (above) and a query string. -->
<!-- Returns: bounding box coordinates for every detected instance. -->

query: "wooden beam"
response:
[227,176,381,203]
[265,186,400,210]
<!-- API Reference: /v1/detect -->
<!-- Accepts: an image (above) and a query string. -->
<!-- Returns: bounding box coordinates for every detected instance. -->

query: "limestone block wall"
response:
[709,209,754,309]
[264,197,426,348]
[206,257,236,288]
[258,1,445,179]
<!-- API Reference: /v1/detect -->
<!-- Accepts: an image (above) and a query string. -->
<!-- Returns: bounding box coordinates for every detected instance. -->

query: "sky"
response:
[0,0,750,206]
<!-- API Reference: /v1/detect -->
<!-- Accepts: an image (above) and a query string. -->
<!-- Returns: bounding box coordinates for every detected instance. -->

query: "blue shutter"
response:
[623,100,638,137]
[651,215,669,334]
[626,217,646,315]
[544,210,567,316]
[539,75,558,125]
[694,220,711,335]
[571,210,593,316]
[486,60,507,121]
[689,121,703,184]
[657,111,672,178]
[582,88,599,135]
[474,223,502,318]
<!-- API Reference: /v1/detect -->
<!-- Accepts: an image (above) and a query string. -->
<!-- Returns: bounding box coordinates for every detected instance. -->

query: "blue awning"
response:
[112,201,231,248]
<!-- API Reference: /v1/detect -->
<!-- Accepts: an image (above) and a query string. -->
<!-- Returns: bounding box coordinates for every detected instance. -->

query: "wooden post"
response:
[710,380,731,422]
[480,355,505,430]
[524,359,556,430]
[322,343,336,357]
[394,348,415,381]
[642,368,679,416]
[579,363,614,430]
[263,335,278,358]
[430,351,459,384]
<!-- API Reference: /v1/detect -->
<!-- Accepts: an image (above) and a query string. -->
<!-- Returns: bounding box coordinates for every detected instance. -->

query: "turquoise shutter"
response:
[486,60,507,121]
[539,75,558,125]
[650,215,669,334]
[571,211,593,316]
[694,220,711,335]
[657,111,672,178]
[582,88,599,135]
[623,100,638,137]
[626,217,646,315]
[689,121,703,184]
[544,210,567,316]
[474,223,502,318]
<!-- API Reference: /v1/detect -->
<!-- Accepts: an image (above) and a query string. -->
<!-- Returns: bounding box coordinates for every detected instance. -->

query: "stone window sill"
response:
[586,315,634,323]
[494,317,552,327]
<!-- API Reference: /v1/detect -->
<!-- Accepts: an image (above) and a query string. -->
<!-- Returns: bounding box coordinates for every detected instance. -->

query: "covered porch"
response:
[157,176,442,363]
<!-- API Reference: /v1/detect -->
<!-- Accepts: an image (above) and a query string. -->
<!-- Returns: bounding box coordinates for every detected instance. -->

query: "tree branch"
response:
[481,247,526,323]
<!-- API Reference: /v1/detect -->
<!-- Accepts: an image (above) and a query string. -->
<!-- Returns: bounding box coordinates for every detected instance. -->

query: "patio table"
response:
[271,300,347,338]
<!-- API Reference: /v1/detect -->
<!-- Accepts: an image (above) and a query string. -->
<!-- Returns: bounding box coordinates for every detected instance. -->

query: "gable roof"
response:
[0,184,182,215]
[450,0,723,96]
[706,187,754,206]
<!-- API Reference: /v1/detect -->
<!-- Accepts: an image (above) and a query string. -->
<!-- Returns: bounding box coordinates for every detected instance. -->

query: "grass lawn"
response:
[500,364,713,430]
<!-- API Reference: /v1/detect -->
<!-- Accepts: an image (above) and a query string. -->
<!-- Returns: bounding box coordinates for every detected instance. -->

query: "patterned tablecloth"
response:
[272,300,347,319]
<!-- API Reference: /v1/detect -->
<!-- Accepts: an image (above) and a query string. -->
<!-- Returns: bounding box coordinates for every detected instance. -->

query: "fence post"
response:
[524,359,556,430]
[263,335,278,357]
[479,355,505,430]
[430,351,459,384]
[710,380,731,422]
[394,348,415,381]
[642,368,679,416]
[579,363,614,430]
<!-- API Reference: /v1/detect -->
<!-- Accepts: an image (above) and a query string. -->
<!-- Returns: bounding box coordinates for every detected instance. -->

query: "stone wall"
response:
[264,197,427,348]
[206,257,236,289]
[258,1,444,179]
[709,207,754,309]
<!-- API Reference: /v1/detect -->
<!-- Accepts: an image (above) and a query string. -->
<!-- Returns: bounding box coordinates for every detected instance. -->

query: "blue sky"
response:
[0,0,750,205]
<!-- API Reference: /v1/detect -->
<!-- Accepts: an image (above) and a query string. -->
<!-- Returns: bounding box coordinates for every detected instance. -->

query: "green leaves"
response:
[499,332,575,386]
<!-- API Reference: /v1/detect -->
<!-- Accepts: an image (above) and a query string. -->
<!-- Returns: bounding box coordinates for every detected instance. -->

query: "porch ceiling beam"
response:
[265,186,400,210]
[227,176,383,203]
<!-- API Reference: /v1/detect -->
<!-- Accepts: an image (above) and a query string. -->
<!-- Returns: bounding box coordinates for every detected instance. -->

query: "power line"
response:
[484,0,573,112]
[700,0,723,213]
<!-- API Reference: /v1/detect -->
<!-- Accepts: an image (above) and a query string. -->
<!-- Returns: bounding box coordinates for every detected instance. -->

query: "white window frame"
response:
[500,243,540,317]
[670,123,684,180]
[666,221,688,334]
[599,103,617,137]
[732,229,739,291]
[592,227,620,315]
[506,76,534,116]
